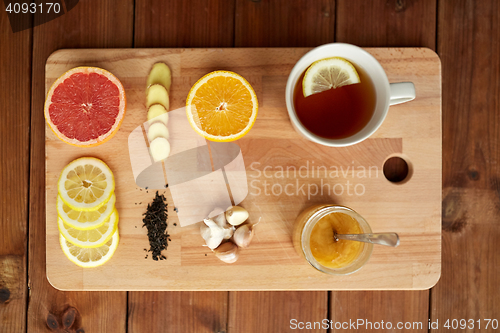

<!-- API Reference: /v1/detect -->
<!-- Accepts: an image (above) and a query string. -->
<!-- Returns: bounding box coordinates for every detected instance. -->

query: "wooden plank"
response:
[332,0,438,330]
[234,0,335,47]
[0,7,31,333]
[129,2,234,331]
[45,48,440,291]
[330,291,429,332]
[433,0,500,330]
[228,292,328,332]
[336,0,436,49]
[128,292,228,333]
[134,0,235,47]
[27,0,133,332]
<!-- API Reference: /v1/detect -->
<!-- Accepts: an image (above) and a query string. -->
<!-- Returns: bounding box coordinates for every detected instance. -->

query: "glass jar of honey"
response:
[292,204,373,275]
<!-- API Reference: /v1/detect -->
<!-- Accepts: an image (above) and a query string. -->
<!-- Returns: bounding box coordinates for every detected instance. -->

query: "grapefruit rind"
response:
[44,66,126,147]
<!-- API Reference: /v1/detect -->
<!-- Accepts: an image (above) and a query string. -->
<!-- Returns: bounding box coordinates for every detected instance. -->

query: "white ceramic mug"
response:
[285,43,416,147]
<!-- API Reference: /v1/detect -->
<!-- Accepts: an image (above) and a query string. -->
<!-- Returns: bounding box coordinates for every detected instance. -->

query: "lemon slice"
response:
[58,209,118,248]
[186,71,258,142]
[302,57,360,97]
[57,193,115,230]
[58,157,115,211]
[59,230,119,268]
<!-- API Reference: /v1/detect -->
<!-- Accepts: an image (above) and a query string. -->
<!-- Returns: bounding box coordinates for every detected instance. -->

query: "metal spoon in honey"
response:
[333,232,400,247]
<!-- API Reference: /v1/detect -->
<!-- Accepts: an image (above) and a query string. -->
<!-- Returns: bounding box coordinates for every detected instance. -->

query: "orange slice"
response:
[44,67,126,147]
[186,71,258,142]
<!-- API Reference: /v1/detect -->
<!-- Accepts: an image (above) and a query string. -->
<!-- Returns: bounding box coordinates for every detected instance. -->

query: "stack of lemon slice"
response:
[56,157,119,268]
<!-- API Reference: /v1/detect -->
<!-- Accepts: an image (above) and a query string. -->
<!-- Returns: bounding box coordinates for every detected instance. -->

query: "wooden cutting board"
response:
[45,48,441,291]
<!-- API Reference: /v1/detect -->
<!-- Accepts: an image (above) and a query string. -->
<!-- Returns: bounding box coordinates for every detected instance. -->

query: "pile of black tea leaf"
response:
[142,191,169,261]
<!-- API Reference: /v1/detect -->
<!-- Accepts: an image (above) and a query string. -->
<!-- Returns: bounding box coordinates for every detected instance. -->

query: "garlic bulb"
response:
[225,206,249,226]
[201,219,224,250]
[233,224,254,248]
[213,242,239,263]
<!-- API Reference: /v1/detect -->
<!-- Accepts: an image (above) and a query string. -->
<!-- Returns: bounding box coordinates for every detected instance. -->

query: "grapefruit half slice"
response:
[44,67,126,147]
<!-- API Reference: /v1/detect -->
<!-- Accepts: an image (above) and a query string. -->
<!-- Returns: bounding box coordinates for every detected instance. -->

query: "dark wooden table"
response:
[1,0,498,332]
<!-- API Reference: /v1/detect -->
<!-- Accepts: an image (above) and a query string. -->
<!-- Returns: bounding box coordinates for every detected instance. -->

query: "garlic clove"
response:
[200,223,211,240]
[210,208,227,228]
[223,226,234,240]
[225,206,249,226]
[233,224,254,248]
[201,218,224,250]
[213,242,239,263]
[207,208,234,239]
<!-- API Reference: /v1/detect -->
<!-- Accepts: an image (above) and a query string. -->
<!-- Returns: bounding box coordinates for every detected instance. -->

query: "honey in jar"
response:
[292,205,373,275]
[309,212,363,269]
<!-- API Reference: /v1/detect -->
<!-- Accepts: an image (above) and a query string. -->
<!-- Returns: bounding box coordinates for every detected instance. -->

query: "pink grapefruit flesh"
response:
[44,67,126,147]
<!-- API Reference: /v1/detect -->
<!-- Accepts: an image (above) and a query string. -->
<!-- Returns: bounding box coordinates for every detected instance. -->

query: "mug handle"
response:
[389,82,415,106]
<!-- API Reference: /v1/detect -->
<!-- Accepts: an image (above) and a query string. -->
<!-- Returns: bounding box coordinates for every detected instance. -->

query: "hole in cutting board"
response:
[383,156,412,183]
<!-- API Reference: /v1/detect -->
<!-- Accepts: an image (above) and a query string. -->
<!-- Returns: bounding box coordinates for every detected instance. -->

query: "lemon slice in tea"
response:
[303,57,360,97]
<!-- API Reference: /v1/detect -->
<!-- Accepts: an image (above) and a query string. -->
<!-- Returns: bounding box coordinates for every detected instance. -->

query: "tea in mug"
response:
[293,60,376,140]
